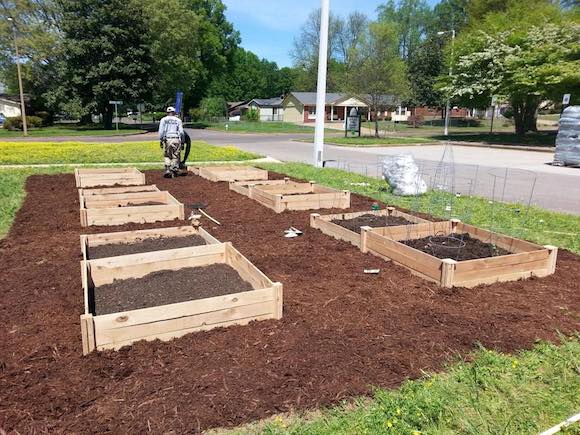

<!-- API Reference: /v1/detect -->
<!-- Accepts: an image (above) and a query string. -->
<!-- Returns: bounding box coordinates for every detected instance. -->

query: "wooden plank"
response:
[81,226,220,260]
[311,214,361,247]
[272,283,283,320]
[85,208,182,226]
[453,257,551,283]
[80,314,96,355]
[80,185,159,196]
[97,314,273,351]
[454,249,549,274]
[94,287,276,329]
[257,182,314,195]
[89,244,227,285]
[364,230,443,280]
[373,221,451,241]
[95,302,274,347]
[457,222,541,253]
[225,243,273,289]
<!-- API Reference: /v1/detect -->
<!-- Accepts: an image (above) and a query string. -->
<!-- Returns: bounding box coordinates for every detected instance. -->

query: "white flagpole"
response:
[313,0,330,167]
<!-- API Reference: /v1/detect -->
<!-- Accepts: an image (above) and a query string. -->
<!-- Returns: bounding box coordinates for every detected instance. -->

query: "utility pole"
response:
[438,29,455,137]
[313,0,330,167]
[7,17,28,136]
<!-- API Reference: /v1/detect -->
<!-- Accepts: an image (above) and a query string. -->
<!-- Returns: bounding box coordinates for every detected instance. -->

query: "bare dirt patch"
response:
[332,213,412,232]
[403,233,511,261]
[0,171,578,434]
[89,234,207,259]
[94,264,254,315]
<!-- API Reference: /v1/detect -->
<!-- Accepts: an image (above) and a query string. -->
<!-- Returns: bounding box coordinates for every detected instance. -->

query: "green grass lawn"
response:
[0,140,260,165]
[190,121,333,134]
[431,132,557,147]
[258,163,580,253]
[216,338,579,435]
[306,135,438,146]
[0,125,146,138]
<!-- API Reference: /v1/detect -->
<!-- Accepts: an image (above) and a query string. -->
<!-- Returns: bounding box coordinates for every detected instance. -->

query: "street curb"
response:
[447,141,554,153]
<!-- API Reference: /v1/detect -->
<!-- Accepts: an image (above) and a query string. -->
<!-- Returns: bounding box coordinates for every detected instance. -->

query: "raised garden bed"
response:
[249,181,351,213]
[229,178,291,197]
[80,242,283,354]
[361,219,558,288]
[74,167,145,188]
[78,184,160,202]
[79,190,185,227]
[80,226,219,260]
[310,207,429,248]
[190,165,268,182]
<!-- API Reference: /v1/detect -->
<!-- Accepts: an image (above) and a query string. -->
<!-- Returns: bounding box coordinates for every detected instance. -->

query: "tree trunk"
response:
[375,115,379,138]
[511,96,540,136]
[103,105,114,130]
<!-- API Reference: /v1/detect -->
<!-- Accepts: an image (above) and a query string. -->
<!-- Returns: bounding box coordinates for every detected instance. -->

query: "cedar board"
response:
[310,208,430,248]
[79,190,185,227]
[74,167,146,188]
[80,225,220,261]
[250,182,351,213]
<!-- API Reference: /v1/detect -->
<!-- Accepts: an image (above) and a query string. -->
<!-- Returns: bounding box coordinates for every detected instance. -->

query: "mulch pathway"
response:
[0,170,578,433]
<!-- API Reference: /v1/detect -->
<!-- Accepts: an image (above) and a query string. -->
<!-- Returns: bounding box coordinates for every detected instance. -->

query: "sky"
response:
[222,0,392,68]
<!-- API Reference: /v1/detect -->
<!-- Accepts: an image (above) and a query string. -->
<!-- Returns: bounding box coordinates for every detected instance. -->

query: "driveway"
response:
[186,129,580,215]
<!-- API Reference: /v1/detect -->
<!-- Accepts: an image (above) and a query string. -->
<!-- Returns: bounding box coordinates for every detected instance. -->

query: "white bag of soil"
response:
[382,154,427,196]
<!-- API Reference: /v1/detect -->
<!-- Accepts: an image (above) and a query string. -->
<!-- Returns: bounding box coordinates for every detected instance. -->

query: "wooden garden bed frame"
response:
[189,165,268,182]
[360,219,558,288]
[249,181,351,213]
[78,185,160,204]
[80,242,283,354]
[74,167,146,188]
[79,190,185,227]
[80,225,220,261]
[229,178,290,197]
[310,207,430,248]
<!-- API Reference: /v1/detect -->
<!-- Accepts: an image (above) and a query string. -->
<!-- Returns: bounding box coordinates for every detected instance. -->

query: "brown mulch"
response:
[89,234,207,259]
[403,233,511,261]
[94,264,254,315]
[332,213,412,232]
[0,171,578,434]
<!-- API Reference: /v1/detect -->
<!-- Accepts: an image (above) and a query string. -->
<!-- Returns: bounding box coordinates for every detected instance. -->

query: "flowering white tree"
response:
[441,5,580,135]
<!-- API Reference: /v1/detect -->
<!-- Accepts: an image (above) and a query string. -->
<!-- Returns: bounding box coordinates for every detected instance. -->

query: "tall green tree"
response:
[377,0,433,60]
[407,36,445,108]
[53,0,153,128]
[441,3,580,134]
[0,0,61,112]
[347,21,409,137]
[143,0,239,109]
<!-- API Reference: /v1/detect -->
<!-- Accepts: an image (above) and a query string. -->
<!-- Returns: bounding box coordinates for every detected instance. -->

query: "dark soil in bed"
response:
[403,233,510,261]
[332,213,413,232]
[122,201,165,206]
[89,234,207,259]
[94,264,254,315]
[1,171,578,434]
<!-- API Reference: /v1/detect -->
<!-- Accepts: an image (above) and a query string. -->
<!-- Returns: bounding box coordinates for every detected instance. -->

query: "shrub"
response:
[200,97,227,119]
[407,114,424,128]
[188,108,204,122]
[34,111,54,127]
[457,118,482,127]
[3,116,44,130]
[243,108,260,122]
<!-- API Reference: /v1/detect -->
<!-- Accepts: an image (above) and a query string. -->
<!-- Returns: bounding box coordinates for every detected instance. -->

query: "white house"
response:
[0,95,21,118]
[246,98,284,122]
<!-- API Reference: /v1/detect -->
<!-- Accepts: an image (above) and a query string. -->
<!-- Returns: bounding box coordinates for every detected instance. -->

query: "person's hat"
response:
[166,106,176,113]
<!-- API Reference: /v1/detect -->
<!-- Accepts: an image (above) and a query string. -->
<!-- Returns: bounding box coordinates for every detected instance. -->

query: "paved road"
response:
[186,129,580,215]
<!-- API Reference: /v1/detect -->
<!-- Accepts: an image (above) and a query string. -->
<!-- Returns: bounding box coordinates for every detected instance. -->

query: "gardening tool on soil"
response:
[189,202,221,226]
